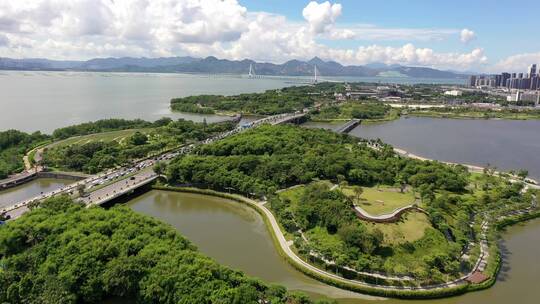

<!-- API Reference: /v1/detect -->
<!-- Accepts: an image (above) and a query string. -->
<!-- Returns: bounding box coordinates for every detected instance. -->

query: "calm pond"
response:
[0,178,73,209]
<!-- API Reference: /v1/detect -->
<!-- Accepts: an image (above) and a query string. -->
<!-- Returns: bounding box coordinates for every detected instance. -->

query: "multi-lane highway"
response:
[1,112,307,219]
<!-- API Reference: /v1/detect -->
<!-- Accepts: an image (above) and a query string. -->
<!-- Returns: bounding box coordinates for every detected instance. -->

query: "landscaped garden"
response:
[341,185,416,215]
[165,124,538,290]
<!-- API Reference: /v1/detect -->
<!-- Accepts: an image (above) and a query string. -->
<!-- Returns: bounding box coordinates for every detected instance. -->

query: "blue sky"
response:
[242,0,540,65]
[0,0,538,72]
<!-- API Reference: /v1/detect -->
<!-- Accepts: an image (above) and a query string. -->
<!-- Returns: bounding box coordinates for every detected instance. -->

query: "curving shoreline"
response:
[391,147,540,189]
[151,185,539,299]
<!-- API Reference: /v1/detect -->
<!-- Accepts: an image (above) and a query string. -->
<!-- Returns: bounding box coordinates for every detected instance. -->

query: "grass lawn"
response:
[277,180,333,206]
[48,129,151,149]
[365,212,432,245]
[342,185,416,216]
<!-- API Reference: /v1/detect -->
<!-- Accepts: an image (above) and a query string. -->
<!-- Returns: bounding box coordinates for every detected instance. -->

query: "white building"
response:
[507,90,540,104]
[444,90,463,96]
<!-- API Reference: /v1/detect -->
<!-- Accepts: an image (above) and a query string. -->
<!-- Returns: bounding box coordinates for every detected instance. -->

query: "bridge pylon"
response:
[248,63,255,78]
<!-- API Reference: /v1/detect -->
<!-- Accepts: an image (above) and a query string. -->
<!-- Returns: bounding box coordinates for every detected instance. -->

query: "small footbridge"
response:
[335,119,361,134]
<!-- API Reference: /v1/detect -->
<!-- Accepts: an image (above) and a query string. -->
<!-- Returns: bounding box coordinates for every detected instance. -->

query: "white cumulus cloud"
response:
[490,52,540,73]
[327,44,488,70]
[460,28,476,43]
[0,0,492,71]
[0,34,9,46]
[302,1,342,34]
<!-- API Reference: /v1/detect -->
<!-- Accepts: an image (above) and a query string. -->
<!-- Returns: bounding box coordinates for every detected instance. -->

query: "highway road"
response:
[1,112,306,219]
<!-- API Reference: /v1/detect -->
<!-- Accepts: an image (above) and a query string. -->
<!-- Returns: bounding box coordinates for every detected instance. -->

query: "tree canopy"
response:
[0,196,332,304]
[0,129,48,178]
[170,83,343,115]
[167,125,468,197]
[43,119,236,174]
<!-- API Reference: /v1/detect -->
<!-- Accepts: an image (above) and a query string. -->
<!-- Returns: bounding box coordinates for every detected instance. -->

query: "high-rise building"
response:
[469,64,539,91]
[520,78,531,90]
[528,64,537,77]
[501,73,511,88]
[468,75,477,87]
[531,76,540,90]
[495,75,502,87]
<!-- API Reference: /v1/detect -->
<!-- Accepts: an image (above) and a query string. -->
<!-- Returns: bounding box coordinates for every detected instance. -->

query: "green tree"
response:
[130,131,148,146]
[153,161,166,176]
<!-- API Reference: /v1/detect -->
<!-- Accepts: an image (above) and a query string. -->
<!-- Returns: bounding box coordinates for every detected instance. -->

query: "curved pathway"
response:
[222,192,496,293]
[353,203,427,223]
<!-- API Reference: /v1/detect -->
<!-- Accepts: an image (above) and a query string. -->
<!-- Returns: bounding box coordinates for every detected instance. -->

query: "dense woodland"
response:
[170,83,343,115]
[0,196,333,304]
[311,103,393,120]
[51,118,172,140]
[43,119,235,174]
[167,125,468,197]
[0,130,48,178]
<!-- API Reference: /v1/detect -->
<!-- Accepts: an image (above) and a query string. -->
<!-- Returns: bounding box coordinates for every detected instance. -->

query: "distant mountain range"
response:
[0,56,467,79]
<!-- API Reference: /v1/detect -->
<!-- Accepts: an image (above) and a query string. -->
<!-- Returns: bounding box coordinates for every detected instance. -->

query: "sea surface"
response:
[0,71,463,133]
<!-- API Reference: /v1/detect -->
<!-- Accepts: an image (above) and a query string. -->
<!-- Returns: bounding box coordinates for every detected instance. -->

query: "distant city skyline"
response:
[468,63,540,91]
[0,0,539,73]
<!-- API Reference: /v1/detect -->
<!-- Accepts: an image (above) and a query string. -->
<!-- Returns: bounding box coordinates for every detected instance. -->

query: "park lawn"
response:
[342,185,416,216]
[48,128,152,149]
[277,180,334,207]
[365,212,432,245]
[278,185,305,207]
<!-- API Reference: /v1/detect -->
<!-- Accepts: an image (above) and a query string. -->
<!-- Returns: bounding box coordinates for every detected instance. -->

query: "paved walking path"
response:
[353,203,426,223]
[231,194,498,292]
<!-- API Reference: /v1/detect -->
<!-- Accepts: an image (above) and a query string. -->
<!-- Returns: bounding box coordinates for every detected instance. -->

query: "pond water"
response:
[0,178,73,209]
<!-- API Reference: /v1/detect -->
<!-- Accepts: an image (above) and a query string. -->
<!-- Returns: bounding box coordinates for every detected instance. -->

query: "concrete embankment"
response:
[36,171,90,181]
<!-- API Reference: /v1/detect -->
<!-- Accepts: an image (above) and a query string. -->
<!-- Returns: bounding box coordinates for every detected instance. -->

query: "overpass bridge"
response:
[269,113,307,125]
[335,119,361,134]
[79,170,158,207]
[1,112,306,219]
[0,168,42,190]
